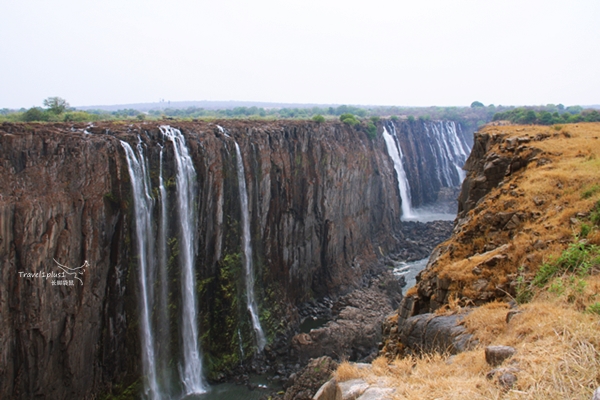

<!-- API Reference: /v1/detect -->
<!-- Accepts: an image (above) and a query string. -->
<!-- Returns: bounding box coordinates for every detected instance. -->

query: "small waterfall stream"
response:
[234,142,267,352]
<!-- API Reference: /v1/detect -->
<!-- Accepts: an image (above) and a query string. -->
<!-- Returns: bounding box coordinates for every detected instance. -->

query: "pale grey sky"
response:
[1,0,599,109]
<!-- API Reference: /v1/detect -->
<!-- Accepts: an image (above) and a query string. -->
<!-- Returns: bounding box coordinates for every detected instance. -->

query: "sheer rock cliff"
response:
[0,120,402,398]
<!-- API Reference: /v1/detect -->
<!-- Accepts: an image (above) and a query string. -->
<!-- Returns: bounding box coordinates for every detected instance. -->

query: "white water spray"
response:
[234,142,267,351]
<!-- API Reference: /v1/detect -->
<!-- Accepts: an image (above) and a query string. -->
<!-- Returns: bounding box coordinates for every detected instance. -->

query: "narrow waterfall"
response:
[234,142,267,351]
[382,124,415,220]
[120,140,160,399]
[156,147,172,393]
[160,126,207,395]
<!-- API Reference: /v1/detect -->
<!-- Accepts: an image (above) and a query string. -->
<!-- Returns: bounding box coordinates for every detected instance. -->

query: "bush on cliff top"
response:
[340,113,359,126]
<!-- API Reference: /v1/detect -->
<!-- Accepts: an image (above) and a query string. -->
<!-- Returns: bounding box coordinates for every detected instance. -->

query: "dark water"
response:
[183,375,278,400]
[299,317,329,333]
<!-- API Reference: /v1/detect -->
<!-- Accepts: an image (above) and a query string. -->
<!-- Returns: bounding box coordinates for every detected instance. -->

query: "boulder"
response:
[284,356,338,400]
[485,345,516,366]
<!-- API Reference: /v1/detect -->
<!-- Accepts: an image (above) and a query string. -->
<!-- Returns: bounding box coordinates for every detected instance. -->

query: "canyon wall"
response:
[0,120,404,398]
[0,118,471,398]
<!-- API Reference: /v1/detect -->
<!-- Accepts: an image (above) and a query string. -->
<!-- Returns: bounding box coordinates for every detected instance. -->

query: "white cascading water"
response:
[424,121,470,187]
[382,125,415,220]
[120,140,160,399]
[160,126,207,395]
[157,146,172,394]
[234,142,267,351]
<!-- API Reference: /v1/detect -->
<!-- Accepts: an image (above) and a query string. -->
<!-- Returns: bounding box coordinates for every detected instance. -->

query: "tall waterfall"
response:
[160,126,206,395]
[121,126,207,399]
[234,142,267,351]
[382,124,415,220]
[120,140,160,399]
[156,146,172,394]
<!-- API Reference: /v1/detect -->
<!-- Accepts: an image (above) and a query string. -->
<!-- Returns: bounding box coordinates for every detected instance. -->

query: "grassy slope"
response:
[335,123,600,399]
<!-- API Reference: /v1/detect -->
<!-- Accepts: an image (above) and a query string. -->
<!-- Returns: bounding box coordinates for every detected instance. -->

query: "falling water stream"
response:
[160,126,207,395]
[121,126,207,399]
[120,140,160,399]
[382,125,415,220]
[234,142,267,351]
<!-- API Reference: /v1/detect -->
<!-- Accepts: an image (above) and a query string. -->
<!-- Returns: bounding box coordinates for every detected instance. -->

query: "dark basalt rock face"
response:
[0,120,404,399]
[0,118,472,398]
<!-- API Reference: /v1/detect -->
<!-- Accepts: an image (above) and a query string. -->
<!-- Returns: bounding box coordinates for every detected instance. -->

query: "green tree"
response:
[22,107,48,122]
[43,97,70,114]
[470,101,485,108]
[312,114,325,123]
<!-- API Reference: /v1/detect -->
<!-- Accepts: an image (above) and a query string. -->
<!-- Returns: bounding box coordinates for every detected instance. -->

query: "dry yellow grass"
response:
[420,123,600,305]
[337,299,600,399]
[334,123,600,399]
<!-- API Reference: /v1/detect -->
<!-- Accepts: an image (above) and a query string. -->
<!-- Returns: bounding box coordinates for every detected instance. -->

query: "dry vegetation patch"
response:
[421,123,600,307]
[337,300,600,399]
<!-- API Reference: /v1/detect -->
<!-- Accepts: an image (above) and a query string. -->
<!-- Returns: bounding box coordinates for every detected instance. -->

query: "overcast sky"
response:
[1,0,599,109]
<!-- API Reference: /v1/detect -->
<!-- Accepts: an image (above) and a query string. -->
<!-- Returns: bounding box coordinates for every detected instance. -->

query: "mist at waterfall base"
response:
[183,377,275,400]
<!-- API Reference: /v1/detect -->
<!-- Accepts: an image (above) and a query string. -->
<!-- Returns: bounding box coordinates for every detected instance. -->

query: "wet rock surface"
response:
[291,272,403,365]
[394,220,454,261]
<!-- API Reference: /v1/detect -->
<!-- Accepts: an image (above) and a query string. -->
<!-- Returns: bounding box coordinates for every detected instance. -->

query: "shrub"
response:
[312,114,325,123]
[22,107,48,122]
[367,122,377,139]
[340,113,359,126]
[591,201,600,225]
[580,224,591,238]
[532,242,599,288]
[581,184,600,199]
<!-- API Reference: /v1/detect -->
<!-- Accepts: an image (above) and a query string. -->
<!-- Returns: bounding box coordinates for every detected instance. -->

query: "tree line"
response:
[2,98,598,128]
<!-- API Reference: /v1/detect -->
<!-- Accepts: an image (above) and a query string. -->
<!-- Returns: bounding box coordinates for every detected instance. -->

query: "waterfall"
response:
[120,140,160,399]
[424,121,470,187]
[234,142,267,351]
[382,124,415,220]
[160,126,207,395]
[156,146,172,393]
[121,126,207,399]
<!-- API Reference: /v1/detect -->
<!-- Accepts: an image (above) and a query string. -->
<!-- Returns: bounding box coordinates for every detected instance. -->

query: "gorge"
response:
[0,118,471,399]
